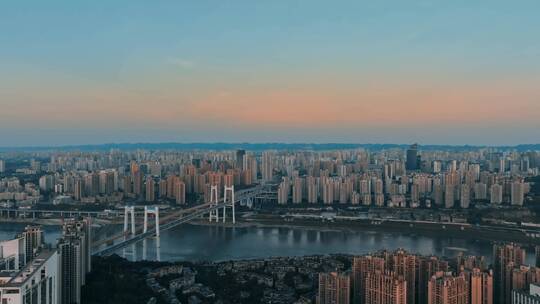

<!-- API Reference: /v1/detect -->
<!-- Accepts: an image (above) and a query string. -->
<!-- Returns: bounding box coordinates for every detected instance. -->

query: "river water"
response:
[1,223,535,265]
[112,224,536,264]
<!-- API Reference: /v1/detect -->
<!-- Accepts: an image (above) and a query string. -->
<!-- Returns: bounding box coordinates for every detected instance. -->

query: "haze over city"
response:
[3,2,540,304]
[1,0,540,146]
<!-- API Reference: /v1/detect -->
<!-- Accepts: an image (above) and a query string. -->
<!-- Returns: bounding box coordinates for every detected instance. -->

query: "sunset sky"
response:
[1,0,539,146]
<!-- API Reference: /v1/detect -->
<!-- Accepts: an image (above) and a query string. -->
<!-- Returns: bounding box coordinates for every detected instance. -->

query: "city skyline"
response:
[1,1,540,146]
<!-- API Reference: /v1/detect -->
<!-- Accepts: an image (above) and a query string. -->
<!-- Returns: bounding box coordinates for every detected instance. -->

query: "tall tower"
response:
[123,206,136,235]
[236,149,246,170]
[406,144,418,171]
[493,243,526,304]
[143,206,160,237]
[222,184,235,223]
[209,185,219,222]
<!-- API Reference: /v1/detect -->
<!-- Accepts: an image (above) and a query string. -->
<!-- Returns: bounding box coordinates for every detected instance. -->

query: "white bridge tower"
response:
[222,185,235,223]
[208,185,220,222]
[123,206,136,236]
[144,206,160,237]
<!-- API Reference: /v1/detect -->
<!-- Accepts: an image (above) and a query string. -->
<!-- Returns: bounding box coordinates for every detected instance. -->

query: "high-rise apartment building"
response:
[490,184,503,205]
[20,225,44,264]
[364,270,407,304]
[465,268,493,304]
[352,255,386,304]
[58,218,92,304]
[419,256,450,304]
[175,180,186,204]
[511,181,525,206]
[427,271,469,304]
[388,249,417,304]
[146,176,155,202]
[317,272,351,304]
[493,243,526,304]
[262,151,274,182]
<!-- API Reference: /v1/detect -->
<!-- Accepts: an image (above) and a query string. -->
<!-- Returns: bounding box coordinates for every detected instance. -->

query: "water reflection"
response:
[114,224,536,264]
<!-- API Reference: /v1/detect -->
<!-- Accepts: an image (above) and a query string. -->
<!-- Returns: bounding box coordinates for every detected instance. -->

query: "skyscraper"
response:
[20,225,44,264]
[262,151,273,181]
[352,255,386,304]
[427,272,469,304]
[317,272,351,304]
[146,176,155,202]
[493,243,526,304]
[466,268,493,304]
[175,180,186,204]
[236,149,246,170]
[58,218,92,304]
[364,270,407,304]
[406,144,418,171]
[511,181,525,206]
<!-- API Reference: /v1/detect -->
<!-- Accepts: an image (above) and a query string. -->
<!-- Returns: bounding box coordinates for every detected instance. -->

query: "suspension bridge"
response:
[92,185,268,256]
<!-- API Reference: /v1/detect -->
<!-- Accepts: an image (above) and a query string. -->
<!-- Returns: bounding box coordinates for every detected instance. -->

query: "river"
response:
[0,222,536,265]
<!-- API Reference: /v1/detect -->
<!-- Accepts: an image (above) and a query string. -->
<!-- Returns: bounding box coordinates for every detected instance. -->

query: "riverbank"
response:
[0,217,114,226]
[189,214,540,245]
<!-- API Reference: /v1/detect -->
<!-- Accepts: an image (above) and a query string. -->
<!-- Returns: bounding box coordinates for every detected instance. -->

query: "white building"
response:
[512,283,540,304]
[0,250,59,304]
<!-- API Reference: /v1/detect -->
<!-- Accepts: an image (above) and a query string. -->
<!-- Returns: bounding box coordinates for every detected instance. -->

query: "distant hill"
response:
[1,142,539,152]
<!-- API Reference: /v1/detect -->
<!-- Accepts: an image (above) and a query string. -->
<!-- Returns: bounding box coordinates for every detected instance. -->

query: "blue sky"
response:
[1,1,539,146]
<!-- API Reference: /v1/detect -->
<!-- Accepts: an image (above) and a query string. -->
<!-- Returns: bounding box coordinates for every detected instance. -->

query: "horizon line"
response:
[1,141,540,150]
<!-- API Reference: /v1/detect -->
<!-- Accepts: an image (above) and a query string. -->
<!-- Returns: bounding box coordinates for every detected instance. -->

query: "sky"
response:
[1,0,539,147]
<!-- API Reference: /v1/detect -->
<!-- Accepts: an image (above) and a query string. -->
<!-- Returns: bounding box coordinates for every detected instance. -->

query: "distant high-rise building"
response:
[277,178,290,204]
[445,183,455,208]
[146,177,155,202]
[474,183,488,200]
[460,185,470,209]
[511,181,525,206]
[406,144,418,171]
[175,180,186,204]
[490,184,503,205]
[292,177,303,204]
[432,160,442,173]
[236,149,245,170]
[317,271,351,304]
[262,151,274,181]
[0,159,5,173]
[39,175,54,192]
